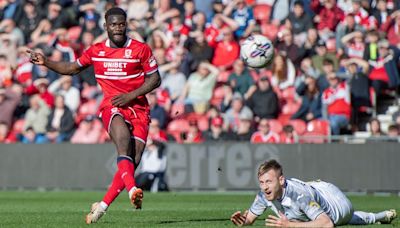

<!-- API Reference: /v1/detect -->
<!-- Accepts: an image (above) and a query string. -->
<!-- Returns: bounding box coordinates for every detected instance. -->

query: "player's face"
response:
[259,169,285,201]
[105,15,127,46]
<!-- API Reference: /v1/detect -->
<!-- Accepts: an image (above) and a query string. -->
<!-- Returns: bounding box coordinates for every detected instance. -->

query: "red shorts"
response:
[99,106,150,144]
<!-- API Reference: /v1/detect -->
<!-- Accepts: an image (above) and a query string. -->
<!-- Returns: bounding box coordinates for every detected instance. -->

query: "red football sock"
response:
[102,170,125,206]
[117,156,136,192]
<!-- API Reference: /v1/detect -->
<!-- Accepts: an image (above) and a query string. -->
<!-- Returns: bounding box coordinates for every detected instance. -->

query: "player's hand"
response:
[231,210,248,226]
[265,212,290,227]
[111,93,135,107]
[27,49,46,65]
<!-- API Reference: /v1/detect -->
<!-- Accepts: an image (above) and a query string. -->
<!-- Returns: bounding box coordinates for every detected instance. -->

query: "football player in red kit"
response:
[28,7,161,224]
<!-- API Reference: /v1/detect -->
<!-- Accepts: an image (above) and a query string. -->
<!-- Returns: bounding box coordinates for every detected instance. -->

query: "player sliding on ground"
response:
[28,7,161,224]
[231,160,397,227]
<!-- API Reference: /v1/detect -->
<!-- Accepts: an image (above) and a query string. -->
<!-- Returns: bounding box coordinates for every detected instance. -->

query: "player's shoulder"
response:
[286,178,313,197]
[129,38,151,49]
[85,41,106,52]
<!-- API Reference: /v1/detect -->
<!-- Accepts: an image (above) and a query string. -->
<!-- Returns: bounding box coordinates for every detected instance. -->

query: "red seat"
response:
[67,26,82,42]
[267,119,283,134]
[260,23,278,41]
[210,86,226,107]
[77,99,98,123]
[12,119,25,134]
[253,4,272,24]
[281,87,296,102]
[288,119,306,135]
[217,70,231,83]
[306,119,330,136]
[167,119,190,143]
[170,103,185,119]
[281,101,301,115]
[278,114,291,125]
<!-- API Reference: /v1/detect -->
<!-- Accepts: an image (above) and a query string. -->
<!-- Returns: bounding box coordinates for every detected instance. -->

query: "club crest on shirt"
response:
[98,51,105,56]
[149,56,157,67]
[124,49,132,58]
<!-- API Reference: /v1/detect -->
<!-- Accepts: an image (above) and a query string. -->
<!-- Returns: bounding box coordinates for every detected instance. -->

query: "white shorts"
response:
[310,181,354,225]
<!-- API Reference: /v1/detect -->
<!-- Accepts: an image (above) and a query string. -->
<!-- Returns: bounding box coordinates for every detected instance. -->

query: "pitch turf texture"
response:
[0,192,398,227]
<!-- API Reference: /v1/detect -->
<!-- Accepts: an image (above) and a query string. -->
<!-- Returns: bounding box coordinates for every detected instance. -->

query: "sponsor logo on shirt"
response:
[99,51,105,56]
[149,56,157,68]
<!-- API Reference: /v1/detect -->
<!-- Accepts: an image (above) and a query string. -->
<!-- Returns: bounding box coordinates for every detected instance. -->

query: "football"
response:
[240,34,274,68]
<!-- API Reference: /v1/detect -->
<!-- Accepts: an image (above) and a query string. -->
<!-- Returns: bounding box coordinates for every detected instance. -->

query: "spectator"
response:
[159,60,186,101]
[288,0,313,46]
[250,118,280,144]
[184,31,214,66]
[204,13,238,48]
[46,95,75,143]
[228,59,255,98]
[312,39,338,73]
[366,118,385,143]
[31,48,60,84]
[136,139,168,192]
[335,13,364,54]
[270,53,296,90]
[226,111,254,141]
[381,10,400,49]
[312,0,344,40]
[191,11,207,32]
[292,76,322,122]
[211,26,240,70]
[368,39,400,97]
[16,0,40,44]
[0,87,21,128]
[204,116,229,141]
[275,29,305,67]
[343,58,370,127]
[148,118,168,142]
[270,0,290,23]
[70,115,102,144]
[0,121,16,143]
[341,31,366,59]
[224,92,253,132]
[0,54,12,87]
[246,76,279,120]
[304,28,319,57]
[363,30,380,61]
[223,0,255,38]
[372,0,392,28]
[183,119,204,143]
[147,91,168,129]
[280,124,296,144]
[25,78,54,108]
[22,95,50,143]
[386,124,399,142]
[179,61,218,114]
[48,75,80,113]
[322,72,351,135]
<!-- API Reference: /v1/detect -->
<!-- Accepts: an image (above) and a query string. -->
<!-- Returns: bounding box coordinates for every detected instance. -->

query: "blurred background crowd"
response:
[0,0,400,145]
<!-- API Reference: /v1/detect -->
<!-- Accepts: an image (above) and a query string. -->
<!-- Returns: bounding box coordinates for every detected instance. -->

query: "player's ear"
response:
[279,175,285,186]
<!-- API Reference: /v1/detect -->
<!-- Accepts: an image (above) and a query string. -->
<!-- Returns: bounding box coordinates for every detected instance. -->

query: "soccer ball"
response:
[240,34,274,68]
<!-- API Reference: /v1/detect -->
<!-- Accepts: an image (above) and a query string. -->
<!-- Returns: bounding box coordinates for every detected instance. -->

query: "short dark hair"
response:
[105,7,127,21]
[258,160,283,177]
[294,0,304,7]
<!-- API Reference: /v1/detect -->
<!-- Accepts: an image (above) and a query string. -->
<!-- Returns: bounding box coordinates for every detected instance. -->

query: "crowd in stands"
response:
[0,0,400,144]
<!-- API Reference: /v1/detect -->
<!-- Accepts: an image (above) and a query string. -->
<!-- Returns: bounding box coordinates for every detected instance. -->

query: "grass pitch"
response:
[0,191,398,227]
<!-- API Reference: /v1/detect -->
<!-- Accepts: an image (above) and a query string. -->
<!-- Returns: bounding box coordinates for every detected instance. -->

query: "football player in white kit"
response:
[231,160,397,227]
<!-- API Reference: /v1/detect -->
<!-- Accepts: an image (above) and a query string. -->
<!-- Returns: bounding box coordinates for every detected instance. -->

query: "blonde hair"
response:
[257,160,283,177]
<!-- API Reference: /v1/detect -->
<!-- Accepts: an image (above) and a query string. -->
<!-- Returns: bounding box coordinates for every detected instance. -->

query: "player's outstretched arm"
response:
[231,210,257,226]
[265,212,334,227]
[111,71,161,107]
[27,49,83,75]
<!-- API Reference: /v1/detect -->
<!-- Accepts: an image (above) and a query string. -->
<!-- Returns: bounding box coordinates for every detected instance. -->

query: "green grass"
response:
[0,191,398,227]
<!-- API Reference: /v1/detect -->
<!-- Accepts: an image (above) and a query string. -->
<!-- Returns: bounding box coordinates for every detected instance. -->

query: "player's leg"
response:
[127,137,146,208]
[86,115,135,224]
[349,209,397,225]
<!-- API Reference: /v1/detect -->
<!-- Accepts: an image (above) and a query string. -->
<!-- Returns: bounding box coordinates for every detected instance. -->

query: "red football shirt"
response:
[77,38,158,111]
